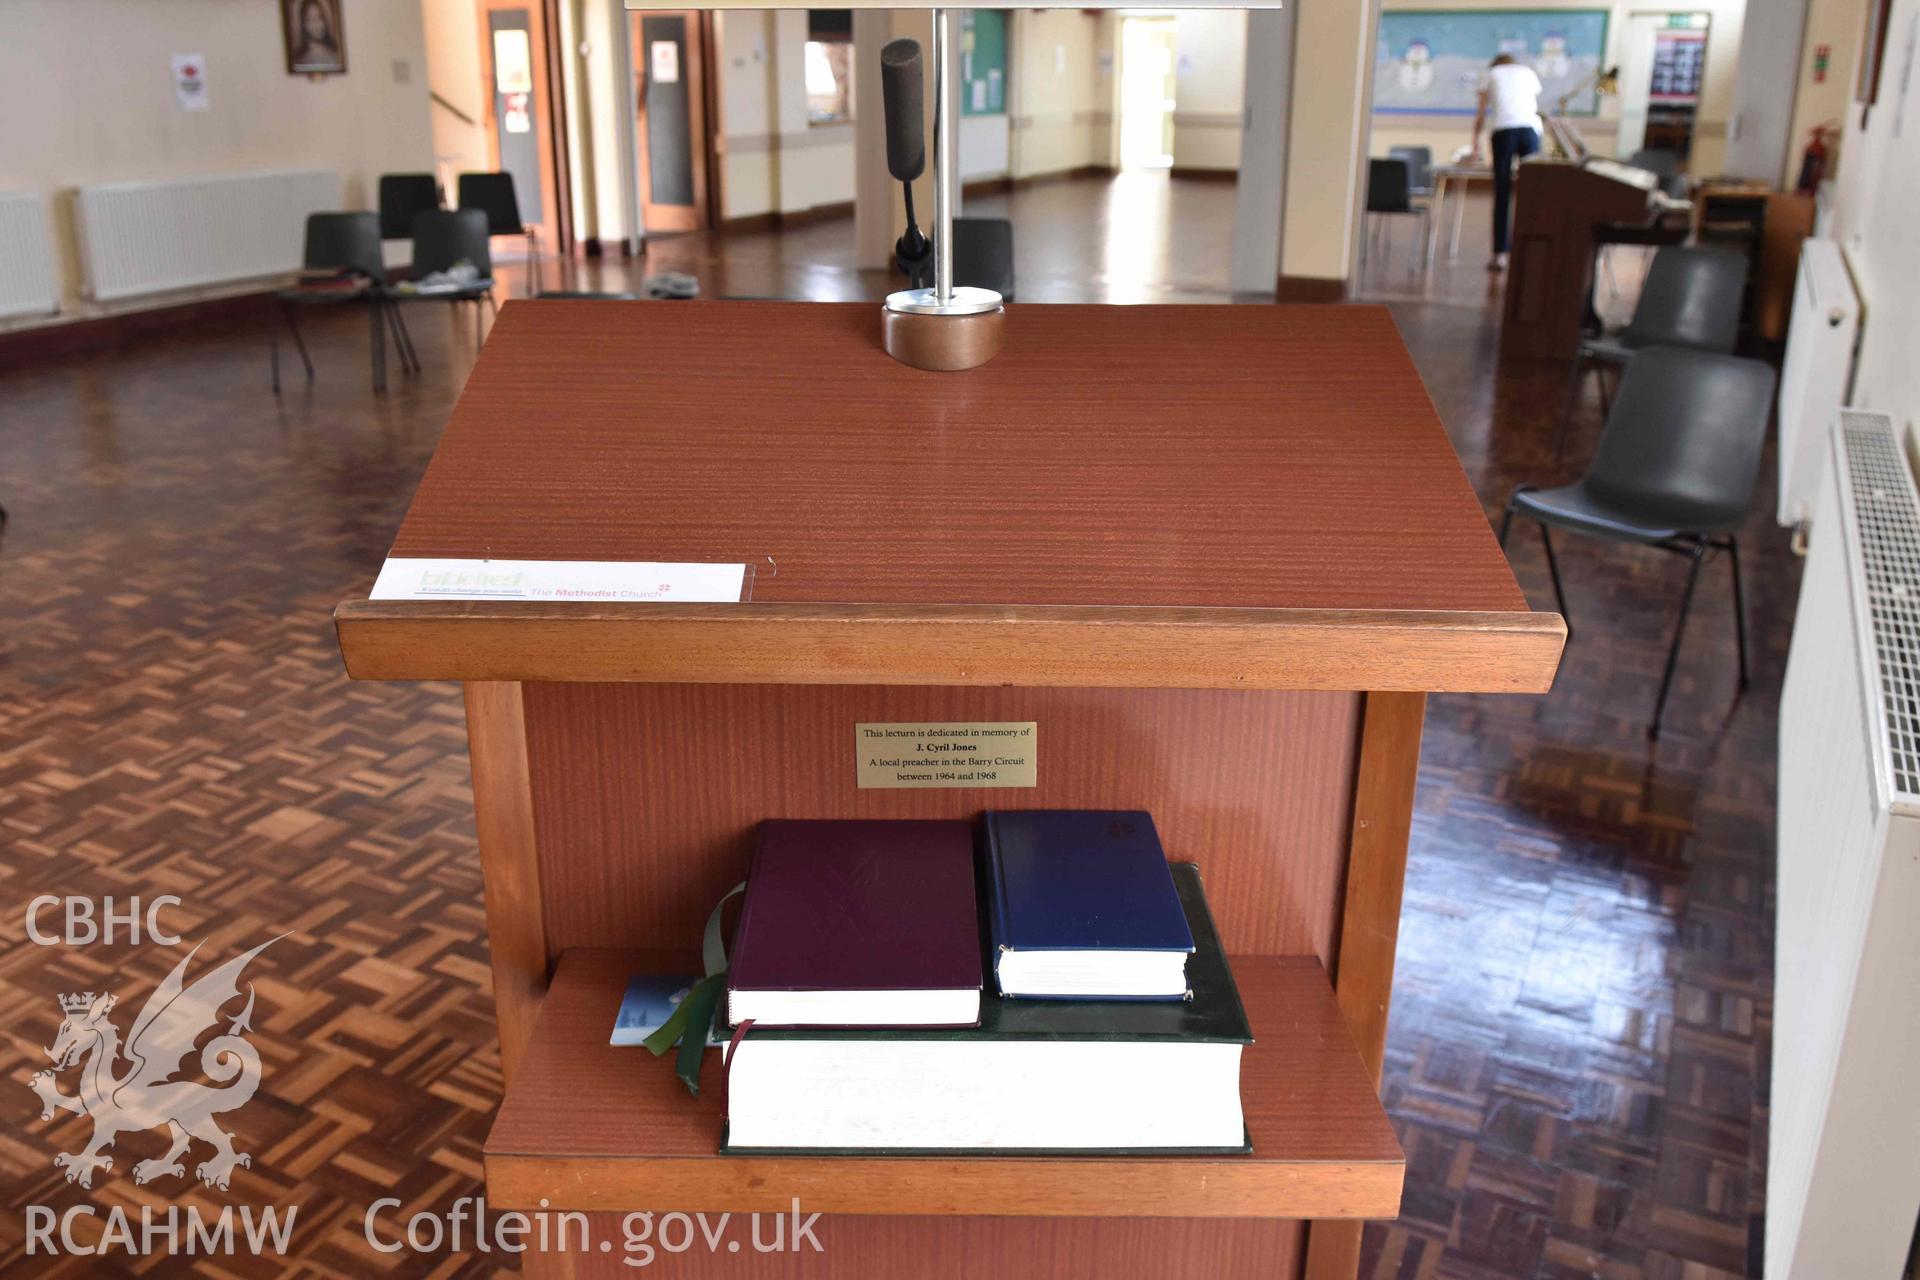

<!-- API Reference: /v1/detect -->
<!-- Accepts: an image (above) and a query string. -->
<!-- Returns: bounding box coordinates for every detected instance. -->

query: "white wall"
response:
[1830,0,1920,445]
[0,0,433,315]
[1368,0,1748,176]
[421,0,491,189]
[1785,0,1871,185]
[1009,10,1109,179]
[1282,0,1378,284]
[1725,0,1810,179]
[1172,10,1248,171]
[711,10,856,221]
[961,114,1012,182]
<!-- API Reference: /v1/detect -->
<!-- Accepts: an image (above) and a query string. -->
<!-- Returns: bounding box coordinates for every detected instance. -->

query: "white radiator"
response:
[1776,237,1861,530]
[1771,409,1920,1279]
[0,192,60,320]
[72,168,342,302]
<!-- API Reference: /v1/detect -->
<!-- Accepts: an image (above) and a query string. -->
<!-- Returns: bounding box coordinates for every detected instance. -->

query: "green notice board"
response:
[962,11,1007,117]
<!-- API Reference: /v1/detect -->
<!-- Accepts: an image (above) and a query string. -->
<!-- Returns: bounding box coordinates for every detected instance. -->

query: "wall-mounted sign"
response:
[172,54,210,111]
[493,28,533,93]
[651,40,680,84]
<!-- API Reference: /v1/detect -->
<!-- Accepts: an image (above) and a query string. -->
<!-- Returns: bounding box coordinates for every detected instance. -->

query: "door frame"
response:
[477,0,572,256]
[631,10,715,233]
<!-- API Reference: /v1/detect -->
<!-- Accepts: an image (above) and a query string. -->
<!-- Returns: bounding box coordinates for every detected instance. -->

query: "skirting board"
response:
[1274,275,1348,304]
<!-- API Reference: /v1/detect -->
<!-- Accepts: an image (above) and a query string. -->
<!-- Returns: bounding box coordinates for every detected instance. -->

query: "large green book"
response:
[721,863,1252,1154]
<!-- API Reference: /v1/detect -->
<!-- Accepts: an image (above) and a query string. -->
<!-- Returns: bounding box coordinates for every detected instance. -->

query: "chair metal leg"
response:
[281,302,314,382]
[387,303,419,375]
[1650,543,1708,739]
[526,227,541,295]
[401,305,421,372]
[1498,492,1520,547]
[1428,177,1446,265]
[1597,364,1615,420]
[1726,535,1750,690]
[1539,523,1571,637]
[369,301,387,394]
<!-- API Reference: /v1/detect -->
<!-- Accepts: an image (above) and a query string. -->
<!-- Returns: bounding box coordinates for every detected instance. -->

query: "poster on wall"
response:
[171,54,210,111]
[1374,9,1610,116]
[283,0,348,76]
[961,10,1007,117]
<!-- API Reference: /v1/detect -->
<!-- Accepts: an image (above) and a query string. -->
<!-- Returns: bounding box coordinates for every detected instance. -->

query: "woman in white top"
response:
[1470,53,1544,270]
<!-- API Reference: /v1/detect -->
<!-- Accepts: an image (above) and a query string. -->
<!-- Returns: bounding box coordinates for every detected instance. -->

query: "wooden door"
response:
[631,10,711,233]
[479,0,563,253]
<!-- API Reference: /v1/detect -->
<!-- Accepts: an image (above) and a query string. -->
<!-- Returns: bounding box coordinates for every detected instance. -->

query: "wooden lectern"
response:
[1502,158,1665,361]
[334,301,1565,1279]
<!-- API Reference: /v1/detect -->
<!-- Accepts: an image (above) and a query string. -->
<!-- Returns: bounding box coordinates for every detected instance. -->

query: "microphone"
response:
[881,39,925,181]
[880,38,931,279]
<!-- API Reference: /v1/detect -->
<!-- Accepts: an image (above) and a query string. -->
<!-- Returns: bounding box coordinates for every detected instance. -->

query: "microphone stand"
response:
[882,7,1005,371]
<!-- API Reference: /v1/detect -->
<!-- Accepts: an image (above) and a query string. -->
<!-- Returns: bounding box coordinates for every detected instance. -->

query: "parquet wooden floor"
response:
[0,175,1788,1277]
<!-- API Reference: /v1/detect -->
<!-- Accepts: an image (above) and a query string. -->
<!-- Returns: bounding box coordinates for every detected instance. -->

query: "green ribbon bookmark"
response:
[640,881,744,1096]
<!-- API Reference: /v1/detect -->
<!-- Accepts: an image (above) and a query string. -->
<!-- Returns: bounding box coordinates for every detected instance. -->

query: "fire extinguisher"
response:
[1797,123,1835,194]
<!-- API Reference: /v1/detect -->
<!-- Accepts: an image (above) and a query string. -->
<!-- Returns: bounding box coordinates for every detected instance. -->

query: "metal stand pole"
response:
[932,7,954,304]
[878,10,1004,369]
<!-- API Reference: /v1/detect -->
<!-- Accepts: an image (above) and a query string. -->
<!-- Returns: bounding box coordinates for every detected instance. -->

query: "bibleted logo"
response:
[27,936,280,1191]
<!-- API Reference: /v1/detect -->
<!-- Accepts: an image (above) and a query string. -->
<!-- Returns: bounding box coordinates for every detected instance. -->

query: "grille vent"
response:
[1838,410,1920,806]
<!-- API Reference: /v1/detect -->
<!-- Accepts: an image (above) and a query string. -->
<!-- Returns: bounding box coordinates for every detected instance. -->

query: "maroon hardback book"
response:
[726,820,984,1028]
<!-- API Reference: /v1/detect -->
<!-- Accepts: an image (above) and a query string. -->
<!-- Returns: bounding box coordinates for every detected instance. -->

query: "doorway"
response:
[1616,12,1710,164]
[477,0,566,253]
[1118,17,1177,171]
[631,11,713,233]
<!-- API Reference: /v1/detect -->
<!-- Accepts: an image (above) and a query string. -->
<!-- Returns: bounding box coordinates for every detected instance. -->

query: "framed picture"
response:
[283,0,347,76]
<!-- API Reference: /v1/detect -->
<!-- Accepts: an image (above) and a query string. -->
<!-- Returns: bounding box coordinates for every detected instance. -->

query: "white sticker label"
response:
[369,558,745,603]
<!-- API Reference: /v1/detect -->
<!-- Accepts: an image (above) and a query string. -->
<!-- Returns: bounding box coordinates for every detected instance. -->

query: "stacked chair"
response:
[1360,156,1429,278]
[457,172,541,295]
[269,212,410,394]
[1504,247,1769,738]
[389,208,497,353]
[1553,245,1748,458]
[377,173,443,245]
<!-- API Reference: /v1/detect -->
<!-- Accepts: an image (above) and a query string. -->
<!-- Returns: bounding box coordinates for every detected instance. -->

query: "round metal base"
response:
[881,304,1005,372]
[884,286,1004,317]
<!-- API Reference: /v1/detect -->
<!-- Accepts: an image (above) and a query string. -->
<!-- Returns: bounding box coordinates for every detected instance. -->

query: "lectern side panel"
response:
[518,683,1364,963]
[464,681,551,1085]
[543,1214,1304,1279]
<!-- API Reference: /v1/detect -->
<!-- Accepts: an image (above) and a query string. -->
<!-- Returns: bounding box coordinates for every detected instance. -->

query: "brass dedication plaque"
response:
[855,722,1038,789]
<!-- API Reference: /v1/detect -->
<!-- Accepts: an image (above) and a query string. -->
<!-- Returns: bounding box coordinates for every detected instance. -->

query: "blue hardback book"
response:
[984,810,1197,1000]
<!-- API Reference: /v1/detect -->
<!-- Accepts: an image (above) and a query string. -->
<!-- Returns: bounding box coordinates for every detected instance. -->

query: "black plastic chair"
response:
[391,208,496,352]
[457,172,540,294]
[378,173,442,242]
[1361,157,1428,277]
[904,218,1016,301]
[1501,345,1777,737]
[270,211,407,394]
[1554,246,1748,457]
[1389,145,1435,196]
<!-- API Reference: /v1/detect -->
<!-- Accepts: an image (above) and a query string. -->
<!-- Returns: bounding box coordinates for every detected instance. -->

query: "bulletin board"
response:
[1373,9,1611,117]
[962,10,1008,117]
